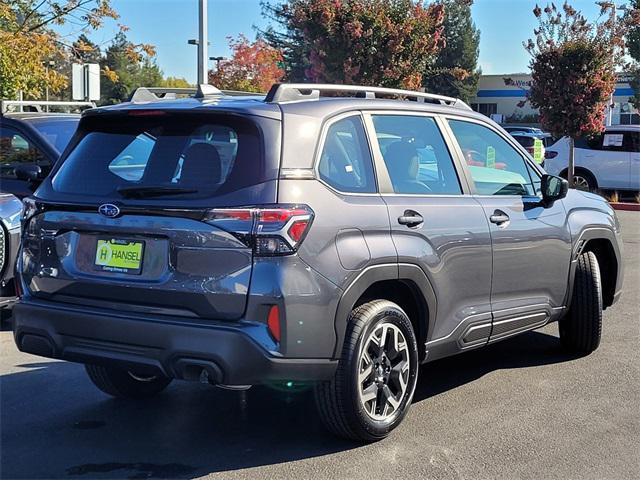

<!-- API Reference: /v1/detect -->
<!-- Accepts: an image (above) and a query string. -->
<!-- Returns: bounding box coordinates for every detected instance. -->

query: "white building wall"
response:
[470,73,639,125]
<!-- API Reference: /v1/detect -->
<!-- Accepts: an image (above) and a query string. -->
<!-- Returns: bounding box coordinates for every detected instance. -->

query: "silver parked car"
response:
[0,192,22,310]
[13,83,624,441]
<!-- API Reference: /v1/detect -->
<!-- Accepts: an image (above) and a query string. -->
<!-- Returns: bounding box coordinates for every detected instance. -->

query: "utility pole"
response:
[197,0,208,85]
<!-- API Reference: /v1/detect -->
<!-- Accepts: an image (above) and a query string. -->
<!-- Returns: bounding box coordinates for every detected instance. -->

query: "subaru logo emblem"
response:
[98,203,120,218]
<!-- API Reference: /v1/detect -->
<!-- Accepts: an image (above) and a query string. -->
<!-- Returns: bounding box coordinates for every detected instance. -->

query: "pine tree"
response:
[101,32,163,104]
[71,34,101,64]
[423,0,480,103]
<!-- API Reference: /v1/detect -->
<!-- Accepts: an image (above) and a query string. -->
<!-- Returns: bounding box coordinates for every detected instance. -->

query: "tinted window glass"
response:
[318,116,376,193]
[0,127,48,179]
[52,115,260,199]
[30,119,78,153]
[372,115,461,195]
[623,132,639,152]
[448,119,535,196]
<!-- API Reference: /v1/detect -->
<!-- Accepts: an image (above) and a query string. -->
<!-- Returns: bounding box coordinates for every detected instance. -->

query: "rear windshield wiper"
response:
[116,185,198,198]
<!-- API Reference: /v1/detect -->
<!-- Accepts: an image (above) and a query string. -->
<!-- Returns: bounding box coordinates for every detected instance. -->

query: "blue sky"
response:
[64,0,606,83]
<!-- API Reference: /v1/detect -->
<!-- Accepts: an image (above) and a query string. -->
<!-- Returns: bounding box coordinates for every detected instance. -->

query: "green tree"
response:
[261,0,445,90]
[101,32,163,104]
[423,0,480,103]
[161,77,192,88]
[71,34,101,64]
[525,2,630,187]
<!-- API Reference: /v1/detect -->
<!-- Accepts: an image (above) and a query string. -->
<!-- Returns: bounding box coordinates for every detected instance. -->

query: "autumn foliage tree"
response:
[208,35,284,93]
[0,1,155,100]
[263,0,445,90]
[525,2,635,187]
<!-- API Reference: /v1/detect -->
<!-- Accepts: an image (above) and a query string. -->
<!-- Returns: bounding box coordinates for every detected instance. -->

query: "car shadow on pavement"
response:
[414,329,578,402]
[1,330,577,479]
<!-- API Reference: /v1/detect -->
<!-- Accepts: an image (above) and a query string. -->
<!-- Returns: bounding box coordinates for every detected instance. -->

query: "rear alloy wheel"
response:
[85,364,172,399]
[315,300,418,442]
[571,170,597,192]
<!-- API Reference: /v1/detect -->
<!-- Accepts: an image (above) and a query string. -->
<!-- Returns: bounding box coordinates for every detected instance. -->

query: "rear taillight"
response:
[204,205,314,256]
[545,151,558,159]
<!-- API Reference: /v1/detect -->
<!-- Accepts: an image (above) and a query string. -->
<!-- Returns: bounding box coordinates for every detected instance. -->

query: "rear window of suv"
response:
[52,113,263,199]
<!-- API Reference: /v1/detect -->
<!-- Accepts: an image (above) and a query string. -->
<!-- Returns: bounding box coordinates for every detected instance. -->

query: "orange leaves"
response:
[208,35,285,93]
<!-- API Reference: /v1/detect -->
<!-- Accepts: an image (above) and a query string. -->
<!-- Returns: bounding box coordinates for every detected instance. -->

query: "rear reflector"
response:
[267,305,281,342]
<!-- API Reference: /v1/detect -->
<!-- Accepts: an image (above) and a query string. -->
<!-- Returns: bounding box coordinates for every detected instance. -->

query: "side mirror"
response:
[14,164,43,183]
[541,174,568,204]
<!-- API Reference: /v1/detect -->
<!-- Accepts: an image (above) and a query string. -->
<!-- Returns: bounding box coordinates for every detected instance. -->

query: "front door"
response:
[365,112,493,357]
[445,118,572,342]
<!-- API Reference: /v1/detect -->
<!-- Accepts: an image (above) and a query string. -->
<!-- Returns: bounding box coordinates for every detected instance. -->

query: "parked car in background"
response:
[544,125,640,192]
[502,125,544,135]
[1,101,90,198]
[0,193,22,313]
[12,83,623,442]
[509,131,546,165]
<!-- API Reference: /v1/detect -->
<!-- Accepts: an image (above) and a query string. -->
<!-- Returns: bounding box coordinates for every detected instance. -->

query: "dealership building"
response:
[469,73,639,125]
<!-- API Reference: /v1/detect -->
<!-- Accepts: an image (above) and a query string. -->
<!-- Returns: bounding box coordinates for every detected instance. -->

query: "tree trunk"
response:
[567,136,575,188]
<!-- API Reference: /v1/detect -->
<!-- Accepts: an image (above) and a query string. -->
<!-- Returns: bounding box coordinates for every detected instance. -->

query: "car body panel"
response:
[11,89,626,386]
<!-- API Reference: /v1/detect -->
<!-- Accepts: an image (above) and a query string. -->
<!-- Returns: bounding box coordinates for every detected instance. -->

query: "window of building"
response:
[471,103,498,117]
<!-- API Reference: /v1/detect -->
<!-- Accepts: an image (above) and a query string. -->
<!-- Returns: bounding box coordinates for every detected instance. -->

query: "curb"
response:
[609,202,640,212]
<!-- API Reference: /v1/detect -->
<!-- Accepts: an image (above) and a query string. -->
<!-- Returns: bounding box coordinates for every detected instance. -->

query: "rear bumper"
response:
[12,299,337,385]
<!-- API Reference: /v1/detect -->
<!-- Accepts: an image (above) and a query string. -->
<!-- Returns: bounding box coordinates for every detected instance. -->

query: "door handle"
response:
[489,210,510,225]
[398,210,423,228]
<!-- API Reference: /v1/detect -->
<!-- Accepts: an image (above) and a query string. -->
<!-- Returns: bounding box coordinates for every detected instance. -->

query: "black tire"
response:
[314,300,419,442]
[85,364,172,399]
[559,251,603,354]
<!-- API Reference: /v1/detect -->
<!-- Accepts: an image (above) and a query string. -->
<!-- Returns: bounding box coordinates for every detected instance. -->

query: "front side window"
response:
[371,115,461,195]
[318,115,376,193]
[0,127,48,179]
[52,115,258,199]
[448,119,535,196]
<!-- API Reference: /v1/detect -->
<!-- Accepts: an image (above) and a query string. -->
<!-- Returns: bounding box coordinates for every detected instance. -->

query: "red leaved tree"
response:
[525,2,633,187]
[208,35,285,93]
[263,0,445,90]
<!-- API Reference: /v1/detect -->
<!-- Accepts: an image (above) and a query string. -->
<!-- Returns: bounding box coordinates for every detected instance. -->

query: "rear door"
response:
[365,112,494,352]
[21,111,280,320]
[445,117,572,342]
[575,131,631,189]
[624,130,640,190]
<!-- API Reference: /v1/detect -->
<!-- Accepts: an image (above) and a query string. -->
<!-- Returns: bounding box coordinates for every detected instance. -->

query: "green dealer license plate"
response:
[94,238,144,275]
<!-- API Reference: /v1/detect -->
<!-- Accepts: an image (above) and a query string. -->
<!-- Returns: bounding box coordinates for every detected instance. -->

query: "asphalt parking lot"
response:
[1,210,638,480]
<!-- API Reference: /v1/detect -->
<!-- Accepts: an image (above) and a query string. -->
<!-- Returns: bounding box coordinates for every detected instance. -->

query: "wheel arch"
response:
[559,166,598,189]
[332,264,436,362]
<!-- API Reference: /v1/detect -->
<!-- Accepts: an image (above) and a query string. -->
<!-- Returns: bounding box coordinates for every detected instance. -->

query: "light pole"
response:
[198,0,208,85]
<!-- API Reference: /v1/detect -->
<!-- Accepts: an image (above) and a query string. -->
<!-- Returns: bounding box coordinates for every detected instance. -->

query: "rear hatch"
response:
[21,109,281,320]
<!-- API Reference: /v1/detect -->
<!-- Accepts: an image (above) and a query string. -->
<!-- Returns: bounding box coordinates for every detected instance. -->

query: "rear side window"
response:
[52,114,261,198]
[318,116,376,193]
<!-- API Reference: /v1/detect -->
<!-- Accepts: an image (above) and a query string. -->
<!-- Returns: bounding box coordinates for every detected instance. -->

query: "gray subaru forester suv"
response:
[13,83,624,442]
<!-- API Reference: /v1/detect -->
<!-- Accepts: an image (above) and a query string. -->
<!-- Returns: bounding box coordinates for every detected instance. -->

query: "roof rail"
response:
[264,83,471,110]
[128,84,261,103]
[1,100,95,114]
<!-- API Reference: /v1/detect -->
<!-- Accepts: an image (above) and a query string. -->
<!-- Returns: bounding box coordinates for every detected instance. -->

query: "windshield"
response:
[52,113,263,199]
[30,119,79,153]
